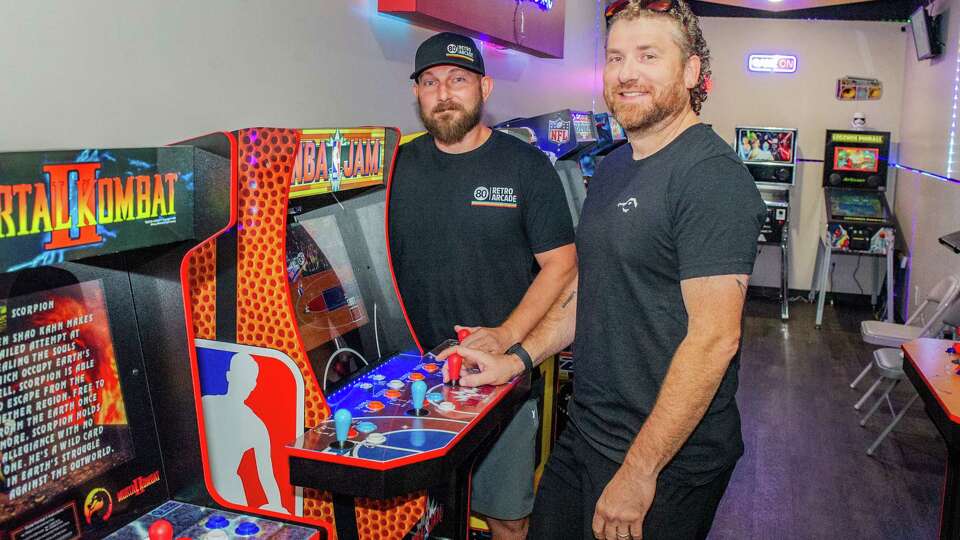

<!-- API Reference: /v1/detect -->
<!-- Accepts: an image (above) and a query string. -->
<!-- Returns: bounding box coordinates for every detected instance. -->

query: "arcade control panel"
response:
[107,501,321,539]
[287,331,530,498]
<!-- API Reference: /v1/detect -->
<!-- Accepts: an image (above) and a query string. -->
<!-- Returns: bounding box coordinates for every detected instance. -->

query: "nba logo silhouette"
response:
[195,339,305,516]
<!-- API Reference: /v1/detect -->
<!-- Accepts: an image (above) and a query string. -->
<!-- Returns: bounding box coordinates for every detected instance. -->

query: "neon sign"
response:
[748,54,798,73]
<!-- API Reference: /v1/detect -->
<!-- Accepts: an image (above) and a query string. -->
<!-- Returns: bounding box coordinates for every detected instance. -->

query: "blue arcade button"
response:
[235,522,261,536]
[205,515,229,529]
[356,421,377,433]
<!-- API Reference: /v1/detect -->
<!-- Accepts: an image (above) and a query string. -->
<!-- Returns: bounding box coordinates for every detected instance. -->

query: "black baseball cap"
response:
[410,32,485,80]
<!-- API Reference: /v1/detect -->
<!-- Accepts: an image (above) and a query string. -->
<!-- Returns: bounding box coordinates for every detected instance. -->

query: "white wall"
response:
[895,0,960,317]
[0,0,604,150]
[699,17,907,294]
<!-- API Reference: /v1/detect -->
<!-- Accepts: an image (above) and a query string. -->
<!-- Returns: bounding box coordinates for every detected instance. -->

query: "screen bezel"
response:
[0,260,168,534]
[912,5,938,60]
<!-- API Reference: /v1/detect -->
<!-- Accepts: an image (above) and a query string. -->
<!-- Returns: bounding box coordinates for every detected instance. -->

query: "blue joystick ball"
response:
[205,515,229,529]
[411,380,427,410]
[334,408,352,445]
[235,522,260,536]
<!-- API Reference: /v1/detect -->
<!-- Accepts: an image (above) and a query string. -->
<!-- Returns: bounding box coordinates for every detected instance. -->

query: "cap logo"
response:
[445,43,475,62]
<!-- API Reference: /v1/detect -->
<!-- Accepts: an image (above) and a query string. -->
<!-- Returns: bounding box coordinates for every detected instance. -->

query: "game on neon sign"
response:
[748,54,798,73]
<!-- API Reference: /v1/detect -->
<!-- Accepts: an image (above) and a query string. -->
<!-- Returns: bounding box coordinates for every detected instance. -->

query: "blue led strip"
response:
[893,163,960,186]
[949,30,960,176]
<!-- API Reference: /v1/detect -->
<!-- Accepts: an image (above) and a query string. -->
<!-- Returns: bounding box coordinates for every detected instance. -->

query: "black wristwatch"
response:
[506,343,534,374]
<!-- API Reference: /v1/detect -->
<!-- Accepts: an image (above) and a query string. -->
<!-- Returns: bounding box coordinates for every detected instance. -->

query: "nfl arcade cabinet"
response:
[734,126,798,321]
[578,112,628,180]
[0,146,321,539]
[496,109,599,227]
[177,127,531,540]
[810,130,896,328]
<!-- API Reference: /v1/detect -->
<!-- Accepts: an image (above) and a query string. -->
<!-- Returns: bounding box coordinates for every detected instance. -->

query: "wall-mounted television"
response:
[911,5,942,60]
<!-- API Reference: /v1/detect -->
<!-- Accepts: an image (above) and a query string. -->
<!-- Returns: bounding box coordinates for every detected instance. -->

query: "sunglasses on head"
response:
[605,0,674,22]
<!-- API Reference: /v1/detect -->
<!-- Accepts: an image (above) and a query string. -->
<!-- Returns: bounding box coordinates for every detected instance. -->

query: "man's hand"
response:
[455,324,516,354]
[436,345,524,387]
[592,464,656,540]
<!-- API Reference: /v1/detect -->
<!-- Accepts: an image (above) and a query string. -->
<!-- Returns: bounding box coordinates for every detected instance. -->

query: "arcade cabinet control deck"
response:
[108,501,320,539]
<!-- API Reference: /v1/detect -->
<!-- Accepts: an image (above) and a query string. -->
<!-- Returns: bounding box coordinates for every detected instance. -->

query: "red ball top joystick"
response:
[457,328,472,342]
[148,519,174,540]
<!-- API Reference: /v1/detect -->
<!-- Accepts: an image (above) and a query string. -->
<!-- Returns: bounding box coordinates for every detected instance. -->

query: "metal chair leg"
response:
[855,375,885,410]
[867,393,920,456]
[850,361,873,389]
[860,379,898,426]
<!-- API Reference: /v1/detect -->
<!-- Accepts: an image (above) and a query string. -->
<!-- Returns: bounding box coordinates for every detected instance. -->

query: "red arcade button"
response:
[367,401,385,412]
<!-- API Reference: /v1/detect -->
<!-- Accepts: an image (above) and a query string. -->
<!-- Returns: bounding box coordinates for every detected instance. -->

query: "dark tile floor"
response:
[708,296,945,540]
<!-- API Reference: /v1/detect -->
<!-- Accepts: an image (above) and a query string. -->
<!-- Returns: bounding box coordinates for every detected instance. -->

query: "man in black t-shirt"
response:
[440,3,766,540]
[389,32,576,539]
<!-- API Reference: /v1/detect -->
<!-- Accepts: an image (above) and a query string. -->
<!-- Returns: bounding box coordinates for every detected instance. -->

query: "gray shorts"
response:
[470,398,540,521]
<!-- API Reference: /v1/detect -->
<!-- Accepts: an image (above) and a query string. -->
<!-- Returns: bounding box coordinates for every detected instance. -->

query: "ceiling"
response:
[685,0,921,20]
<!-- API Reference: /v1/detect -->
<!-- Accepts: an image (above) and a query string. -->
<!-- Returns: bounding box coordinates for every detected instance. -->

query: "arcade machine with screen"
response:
[735,126,797,320]
[0,146,321,539]
[177,127,530,540]
[496,109,598,227]
[810,130,896,328]
[578,112,628,179]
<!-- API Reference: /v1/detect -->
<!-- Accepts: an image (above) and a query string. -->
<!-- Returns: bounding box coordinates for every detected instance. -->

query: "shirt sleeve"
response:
[520,149,576,254]
[670,155,766,280]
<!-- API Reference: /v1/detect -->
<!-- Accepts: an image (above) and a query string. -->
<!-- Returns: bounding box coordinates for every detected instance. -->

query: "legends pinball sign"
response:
[0,148,195,271]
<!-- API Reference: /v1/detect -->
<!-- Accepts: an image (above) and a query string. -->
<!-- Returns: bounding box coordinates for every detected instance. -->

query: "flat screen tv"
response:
[912,5,942,60]
[735,127,796,165]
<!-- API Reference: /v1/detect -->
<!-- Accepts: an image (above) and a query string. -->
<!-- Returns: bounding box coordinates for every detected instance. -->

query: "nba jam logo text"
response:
[548,117,571,145]
[290,128,386,198]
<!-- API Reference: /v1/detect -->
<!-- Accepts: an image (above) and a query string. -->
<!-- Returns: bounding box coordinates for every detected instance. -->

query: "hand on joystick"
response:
[446,352,463,386]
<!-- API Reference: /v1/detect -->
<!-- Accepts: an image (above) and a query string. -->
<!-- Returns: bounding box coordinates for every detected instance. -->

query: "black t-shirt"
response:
[568,124,766,483]
[388,130,575,349]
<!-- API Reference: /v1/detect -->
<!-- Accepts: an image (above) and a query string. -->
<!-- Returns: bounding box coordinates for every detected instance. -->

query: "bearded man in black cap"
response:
[388,32,577,539]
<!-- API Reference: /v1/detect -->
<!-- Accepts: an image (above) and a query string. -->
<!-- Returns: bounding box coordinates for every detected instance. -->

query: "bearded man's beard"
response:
[419,98,484,145]
[605,78,688,133]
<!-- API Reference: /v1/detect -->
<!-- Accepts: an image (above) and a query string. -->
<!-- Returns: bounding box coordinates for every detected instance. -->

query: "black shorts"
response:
[530,426,735,540]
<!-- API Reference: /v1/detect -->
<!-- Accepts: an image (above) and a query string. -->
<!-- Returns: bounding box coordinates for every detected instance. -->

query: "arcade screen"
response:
[286,190,417,393]
[736,128,796,164]
[0,280,135,523]
[829,191,885,220]
[287,218,369,353]
[833,146,880,173]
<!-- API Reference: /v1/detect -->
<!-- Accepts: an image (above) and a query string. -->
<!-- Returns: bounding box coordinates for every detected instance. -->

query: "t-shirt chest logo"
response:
[471,185,518,208]
[617,197,638,213]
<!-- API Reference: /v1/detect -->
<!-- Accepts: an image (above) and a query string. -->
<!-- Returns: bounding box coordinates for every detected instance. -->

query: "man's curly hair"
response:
[608,0,712,114]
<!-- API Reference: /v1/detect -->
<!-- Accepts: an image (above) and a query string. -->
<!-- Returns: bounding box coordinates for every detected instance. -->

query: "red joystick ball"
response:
[148,519,174,540]
[447,353,463,384]
[457,328,472,342]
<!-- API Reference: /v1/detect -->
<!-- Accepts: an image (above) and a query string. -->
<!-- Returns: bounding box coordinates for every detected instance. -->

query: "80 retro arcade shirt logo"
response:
[470,186,518,209]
